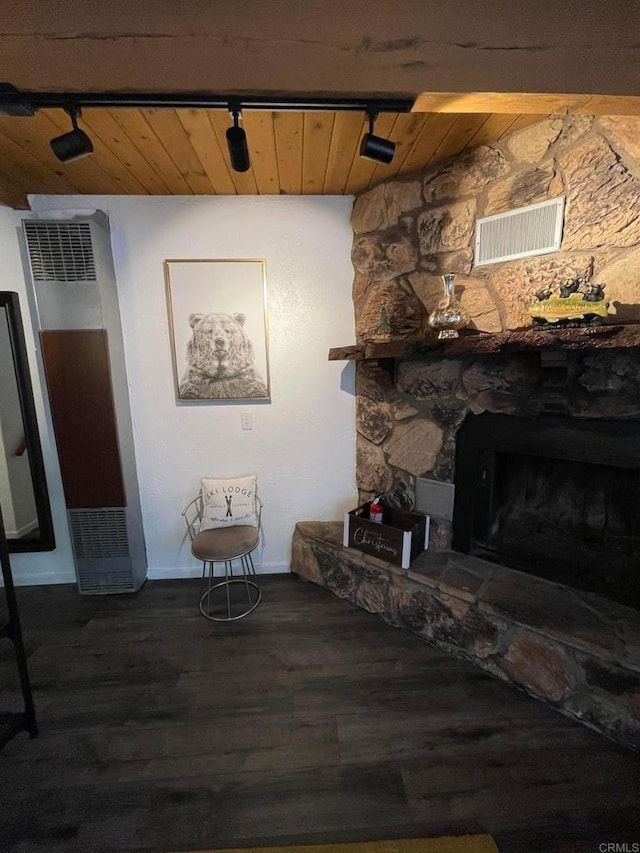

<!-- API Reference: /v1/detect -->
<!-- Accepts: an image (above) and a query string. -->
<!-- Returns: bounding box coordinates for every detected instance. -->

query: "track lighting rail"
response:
[0,84,414,115]
[0,84,412,170]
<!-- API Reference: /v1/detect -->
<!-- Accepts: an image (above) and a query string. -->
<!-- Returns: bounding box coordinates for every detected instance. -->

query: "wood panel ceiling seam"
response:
[202,110,243,195]
[142,109,214,194]
[242,111,279,195]
[453,113,492,154]
[0,126,82,196]
[396,113,447,175]
[203,110,240,195]
[0,114,85,196]
[499,113,543,138]
[110,108,192,195]
[321,111,340,195]
[82,110,170,195]
[174,109,231,195]
[323,112,365,194]
[458,113,518,153]
[392,112,436,176]
[106,109,171,193]
[273,111,304,195]
[66,111,149,195]
[368,112,428,187]
[301,112,334,194]
[425,114,464,167]
[433,113,494,164]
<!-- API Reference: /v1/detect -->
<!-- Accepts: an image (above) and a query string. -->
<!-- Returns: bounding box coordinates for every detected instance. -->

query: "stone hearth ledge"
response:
[291,521,640,752]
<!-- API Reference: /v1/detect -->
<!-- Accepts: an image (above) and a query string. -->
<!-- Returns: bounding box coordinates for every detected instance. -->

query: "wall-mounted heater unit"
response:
[21,214,147,594]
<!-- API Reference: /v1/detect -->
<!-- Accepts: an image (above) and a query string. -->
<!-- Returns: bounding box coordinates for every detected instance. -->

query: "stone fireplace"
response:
[292,113,640,751]
[293,344,640,751]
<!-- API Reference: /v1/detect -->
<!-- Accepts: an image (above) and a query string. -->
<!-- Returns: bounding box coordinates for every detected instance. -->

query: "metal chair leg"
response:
[198,551,262,622]
[224,560,231,620]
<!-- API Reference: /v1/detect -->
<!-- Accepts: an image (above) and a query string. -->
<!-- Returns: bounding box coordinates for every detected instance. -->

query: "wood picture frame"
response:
[164,259,270,403]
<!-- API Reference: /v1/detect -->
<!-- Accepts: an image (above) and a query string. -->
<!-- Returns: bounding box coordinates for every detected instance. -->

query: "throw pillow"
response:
[200,475,258,530]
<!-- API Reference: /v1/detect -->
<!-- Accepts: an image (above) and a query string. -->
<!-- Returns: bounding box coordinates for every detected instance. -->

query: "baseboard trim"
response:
[5,518,39,539]
[146,563,290,581]
[6,568,77,587]
[5,563,291,588]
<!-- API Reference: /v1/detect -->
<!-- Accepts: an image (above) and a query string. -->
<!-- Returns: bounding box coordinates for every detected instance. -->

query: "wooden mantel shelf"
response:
[328,324,640,361]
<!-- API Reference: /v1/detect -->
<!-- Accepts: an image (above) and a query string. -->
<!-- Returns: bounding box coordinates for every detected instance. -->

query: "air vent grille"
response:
[69,508,129,559]
[24,221,96,282]
[475,197,565,266]
[76,566,134,595]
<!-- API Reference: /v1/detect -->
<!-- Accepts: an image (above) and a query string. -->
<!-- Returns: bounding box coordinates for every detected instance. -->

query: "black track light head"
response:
[50,107,93,163]
[226,105,250,172]
[360,110,395,164]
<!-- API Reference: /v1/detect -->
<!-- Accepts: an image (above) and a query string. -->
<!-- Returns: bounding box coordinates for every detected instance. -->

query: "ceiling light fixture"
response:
[226,103,250,172]
[50,107,94,163]
[360,109,396,164]
[0,84,414,172]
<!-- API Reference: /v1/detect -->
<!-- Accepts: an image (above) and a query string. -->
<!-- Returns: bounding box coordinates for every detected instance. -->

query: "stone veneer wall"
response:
[358,347,640,540]
[352,114,640,507]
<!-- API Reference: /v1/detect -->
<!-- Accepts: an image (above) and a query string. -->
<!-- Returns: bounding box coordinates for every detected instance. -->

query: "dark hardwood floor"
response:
[0,575,638,853]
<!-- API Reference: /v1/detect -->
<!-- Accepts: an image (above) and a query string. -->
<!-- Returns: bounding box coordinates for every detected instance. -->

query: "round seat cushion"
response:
[191,525,259,562]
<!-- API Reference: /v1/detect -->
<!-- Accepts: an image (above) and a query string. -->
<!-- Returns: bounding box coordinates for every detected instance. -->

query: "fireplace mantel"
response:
[328,323,640,362]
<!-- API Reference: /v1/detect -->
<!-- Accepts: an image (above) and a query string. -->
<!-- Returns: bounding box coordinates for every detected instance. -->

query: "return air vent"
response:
[68,508,134,594]
[69,508,129,559]
[23,221,96,282]
[474,197,565,266]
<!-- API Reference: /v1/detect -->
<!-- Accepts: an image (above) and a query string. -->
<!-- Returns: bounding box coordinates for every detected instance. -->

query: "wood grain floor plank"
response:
[1,575,638,853]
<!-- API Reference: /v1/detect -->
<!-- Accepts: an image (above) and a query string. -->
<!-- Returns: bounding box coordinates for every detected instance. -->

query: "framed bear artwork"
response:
[164,259,270,403]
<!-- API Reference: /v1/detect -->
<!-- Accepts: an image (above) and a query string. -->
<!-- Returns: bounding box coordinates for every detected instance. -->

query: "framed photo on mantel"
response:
[164,258,270,403]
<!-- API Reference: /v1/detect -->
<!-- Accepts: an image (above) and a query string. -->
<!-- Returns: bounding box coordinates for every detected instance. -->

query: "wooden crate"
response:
[343,502,430,569]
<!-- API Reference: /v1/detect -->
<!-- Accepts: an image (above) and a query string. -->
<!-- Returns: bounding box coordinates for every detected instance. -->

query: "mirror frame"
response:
[0,291,55,552]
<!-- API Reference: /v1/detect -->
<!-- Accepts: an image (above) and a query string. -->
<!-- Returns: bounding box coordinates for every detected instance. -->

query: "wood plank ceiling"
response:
[0,107,543,208]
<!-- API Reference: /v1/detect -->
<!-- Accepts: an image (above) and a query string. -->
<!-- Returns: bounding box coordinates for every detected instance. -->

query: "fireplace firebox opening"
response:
[453,413,640,610]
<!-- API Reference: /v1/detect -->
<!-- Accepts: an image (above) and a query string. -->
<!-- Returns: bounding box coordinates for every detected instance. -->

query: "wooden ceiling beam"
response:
[413,92,640,116]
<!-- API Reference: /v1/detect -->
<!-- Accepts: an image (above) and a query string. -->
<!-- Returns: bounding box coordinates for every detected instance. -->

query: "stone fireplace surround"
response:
[453,410,640,610]
[292,345,640,752]
[292,114,640,751]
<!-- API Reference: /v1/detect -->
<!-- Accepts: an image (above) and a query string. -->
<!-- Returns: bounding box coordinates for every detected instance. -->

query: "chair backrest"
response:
[182,494,204,542]
[182,491,262,541]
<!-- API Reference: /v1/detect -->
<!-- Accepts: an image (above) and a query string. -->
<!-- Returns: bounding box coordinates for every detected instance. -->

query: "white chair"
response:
[182,492,262,622]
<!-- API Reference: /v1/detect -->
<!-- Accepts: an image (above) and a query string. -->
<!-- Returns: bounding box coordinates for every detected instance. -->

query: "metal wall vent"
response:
[474,197,565,266]
[24,221,97,282]
[69,508,129,559]
[75,566,134,595]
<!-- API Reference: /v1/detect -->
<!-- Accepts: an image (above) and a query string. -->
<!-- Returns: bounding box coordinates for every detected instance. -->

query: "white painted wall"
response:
[0,206,76,585]
[22,195,357,582]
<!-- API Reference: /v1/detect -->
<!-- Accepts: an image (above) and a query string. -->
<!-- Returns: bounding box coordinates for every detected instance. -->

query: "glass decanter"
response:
[427,273,469,340]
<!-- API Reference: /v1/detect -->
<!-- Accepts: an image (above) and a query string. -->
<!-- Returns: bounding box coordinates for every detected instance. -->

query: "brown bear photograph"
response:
[165,259,270,403]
